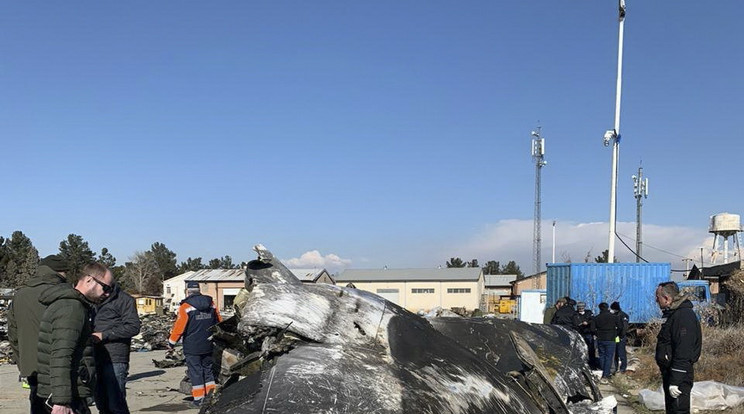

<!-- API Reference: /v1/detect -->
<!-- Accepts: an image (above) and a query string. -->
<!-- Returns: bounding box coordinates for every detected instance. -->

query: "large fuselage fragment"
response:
[204,245,608,414]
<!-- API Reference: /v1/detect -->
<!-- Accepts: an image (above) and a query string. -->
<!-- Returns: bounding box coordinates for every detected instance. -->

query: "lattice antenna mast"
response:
[632,165,649,262]
[532,127,547,274]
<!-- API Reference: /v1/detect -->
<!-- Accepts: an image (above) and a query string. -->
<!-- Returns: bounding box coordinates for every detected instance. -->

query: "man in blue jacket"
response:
[92,282,141,414]
[168,282,222,407]
[655,282,702,414]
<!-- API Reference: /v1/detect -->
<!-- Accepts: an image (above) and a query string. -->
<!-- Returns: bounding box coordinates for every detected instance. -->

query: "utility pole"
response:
[552,220,556,264]
[632,165,648,262]
[532,127,547,275]
[682,258,693,278]
[604,0,627,263]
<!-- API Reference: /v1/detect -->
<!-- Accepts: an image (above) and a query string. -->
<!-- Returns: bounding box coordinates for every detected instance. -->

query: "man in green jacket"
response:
[35,262,114,414]
[8,255,70,414]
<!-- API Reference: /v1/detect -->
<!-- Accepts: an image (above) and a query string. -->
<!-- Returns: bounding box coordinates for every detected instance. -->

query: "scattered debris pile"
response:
[200,244,615,414]
[132,313,175,351]
[153,348,185,368]
[0,293,13,365]
[0,340,12,365]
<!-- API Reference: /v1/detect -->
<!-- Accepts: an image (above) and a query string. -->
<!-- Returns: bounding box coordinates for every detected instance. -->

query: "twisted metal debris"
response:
[202,245,614,413]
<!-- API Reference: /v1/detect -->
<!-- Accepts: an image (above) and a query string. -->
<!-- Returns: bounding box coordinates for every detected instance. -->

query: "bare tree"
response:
[124,251,159,294]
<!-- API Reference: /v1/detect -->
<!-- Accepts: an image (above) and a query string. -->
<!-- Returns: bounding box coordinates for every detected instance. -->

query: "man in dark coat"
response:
[93,283,141,414]
[573,302,597,369]
[543,297,566,324]
[611,301,630,374]
[551,296,577,328]
[7,255,70,414]
[655,282,702,414]
[592,302,620,382]
[36,262,114,414]
[168,281,222,407]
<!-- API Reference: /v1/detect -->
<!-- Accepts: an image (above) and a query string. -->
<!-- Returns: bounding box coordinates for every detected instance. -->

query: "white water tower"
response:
[709,213,743,264]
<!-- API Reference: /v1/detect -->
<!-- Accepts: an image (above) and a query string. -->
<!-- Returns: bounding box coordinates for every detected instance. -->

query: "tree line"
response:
[0,230,243,295]
[445,257,524,278]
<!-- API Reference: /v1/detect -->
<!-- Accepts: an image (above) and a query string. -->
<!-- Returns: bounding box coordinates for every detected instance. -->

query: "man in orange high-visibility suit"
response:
[168,282,222,407]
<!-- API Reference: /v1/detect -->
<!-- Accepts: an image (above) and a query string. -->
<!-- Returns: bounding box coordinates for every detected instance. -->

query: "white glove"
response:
[668,385,682,398]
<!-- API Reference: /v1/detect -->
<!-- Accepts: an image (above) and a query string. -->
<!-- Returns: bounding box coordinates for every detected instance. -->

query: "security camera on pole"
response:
[604,0,627,263]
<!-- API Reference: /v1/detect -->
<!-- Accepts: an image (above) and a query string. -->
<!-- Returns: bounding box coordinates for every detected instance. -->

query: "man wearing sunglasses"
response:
[35,263,114,414]
[91,277,140,414]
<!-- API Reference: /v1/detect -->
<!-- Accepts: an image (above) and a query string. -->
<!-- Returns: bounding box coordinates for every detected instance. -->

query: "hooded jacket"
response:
[93,284,141,364]
[36,283,97,405]
[655,297,702,385]
[7,265,68,377]
[168,293,221,355]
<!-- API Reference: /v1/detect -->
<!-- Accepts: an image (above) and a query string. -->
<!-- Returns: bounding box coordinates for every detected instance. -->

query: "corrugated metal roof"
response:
[185,269,246,282]
[337,268,482,282]
[289,268,325,282]
[164,271,195,283]
[484,275,517,286]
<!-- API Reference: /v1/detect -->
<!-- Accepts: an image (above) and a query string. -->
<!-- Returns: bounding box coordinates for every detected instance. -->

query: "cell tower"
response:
[632,166,648,262]
[531,127,547,275]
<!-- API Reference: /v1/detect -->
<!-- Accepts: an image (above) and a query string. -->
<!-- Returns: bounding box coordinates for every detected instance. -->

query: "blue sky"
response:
[2,1,742,273]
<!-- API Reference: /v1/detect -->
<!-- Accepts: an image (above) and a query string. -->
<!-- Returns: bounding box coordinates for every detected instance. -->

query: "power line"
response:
[616,232,694,260]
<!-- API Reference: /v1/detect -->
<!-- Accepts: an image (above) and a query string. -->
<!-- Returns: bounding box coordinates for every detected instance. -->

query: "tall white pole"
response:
[552,220,556,263]
[607,1,626,264]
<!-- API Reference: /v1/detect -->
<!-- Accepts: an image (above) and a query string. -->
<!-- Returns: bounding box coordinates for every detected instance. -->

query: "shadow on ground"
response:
[128,370,166,381]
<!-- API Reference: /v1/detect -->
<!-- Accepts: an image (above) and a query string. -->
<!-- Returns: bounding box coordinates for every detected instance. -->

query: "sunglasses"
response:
[89,276,113,294]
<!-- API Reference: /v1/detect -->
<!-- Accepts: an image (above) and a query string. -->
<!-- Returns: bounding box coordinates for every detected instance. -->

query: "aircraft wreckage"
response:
[201,245,615,413]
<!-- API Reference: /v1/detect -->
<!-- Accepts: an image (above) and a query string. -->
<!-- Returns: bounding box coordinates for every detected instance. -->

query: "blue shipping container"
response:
[546,263,671,324]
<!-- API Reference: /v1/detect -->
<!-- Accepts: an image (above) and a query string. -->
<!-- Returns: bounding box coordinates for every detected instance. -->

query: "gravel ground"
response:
[0,350,196,414]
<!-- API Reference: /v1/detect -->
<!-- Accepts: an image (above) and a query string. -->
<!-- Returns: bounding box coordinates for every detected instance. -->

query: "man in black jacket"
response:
[611,301,630,374]
[7,255,70,414]
[655,282,702,414]
[551,296,577,328]
[592,302,620,382]
[93,283,141,414]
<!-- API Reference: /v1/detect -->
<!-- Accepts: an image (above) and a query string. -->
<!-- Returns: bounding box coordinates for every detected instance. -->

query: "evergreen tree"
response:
[98,247,117,268]
[149,242,178,280]
[594,249,616,263]
[58,234,95,283]
[208,258,222,269]
[178,257,205,273]
[482,261,501,275]
[0,231,39,287]
[446,257,466,268]
[501,261,524,279]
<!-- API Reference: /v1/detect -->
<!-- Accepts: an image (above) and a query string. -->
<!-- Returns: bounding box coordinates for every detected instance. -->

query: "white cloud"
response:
[283,250,352,273]
[444,219,713,275]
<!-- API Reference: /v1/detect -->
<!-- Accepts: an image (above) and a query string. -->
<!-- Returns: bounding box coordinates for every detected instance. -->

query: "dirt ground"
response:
[0,350,197,414]
[0,349,641,413]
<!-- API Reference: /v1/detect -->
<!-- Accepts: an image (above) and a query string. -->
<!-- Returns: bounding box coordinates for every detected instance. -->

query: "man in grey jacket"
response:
[92,282,141,414]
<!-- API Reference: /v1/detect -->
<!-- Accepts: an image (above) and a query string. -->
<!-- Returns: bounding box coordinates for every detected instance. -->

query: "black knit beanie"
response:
[39,255,71,272]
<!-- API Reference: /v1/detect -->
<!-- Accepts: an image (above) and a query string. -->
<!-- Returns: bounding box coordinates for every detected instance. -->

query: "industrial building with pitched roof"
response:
[336,267,484,312]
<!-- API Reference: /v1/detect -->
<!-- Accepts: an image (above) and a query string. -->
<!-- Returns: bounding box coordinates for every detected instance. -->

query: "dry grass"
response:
[626,321,744,412]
